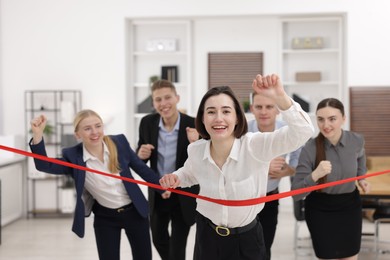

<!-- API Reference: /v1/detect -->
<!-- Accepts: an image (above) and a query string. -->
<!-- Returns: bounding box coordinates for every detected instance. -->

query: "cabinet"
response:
[0,158,26,227]
[127,19,192,145]
[24,90,82,217]
[280,16,345,126]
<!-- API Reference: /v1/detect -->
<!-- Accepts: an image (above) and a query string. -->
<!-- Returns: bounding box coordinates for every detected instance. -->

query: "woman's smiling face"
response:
[75,115,104,149]
[203,93,237,141]
[316,106,345,143]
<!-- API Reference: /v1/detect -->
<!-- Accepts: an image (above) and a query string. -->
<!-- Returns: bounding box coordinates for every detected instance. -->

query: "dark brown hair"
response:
[315,98,344,185]
[195,86,248,140]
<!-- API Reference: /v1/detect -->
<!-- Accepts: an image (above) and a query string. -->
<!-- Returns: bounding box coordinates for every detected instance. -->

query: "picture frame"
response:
[161,66,178,82]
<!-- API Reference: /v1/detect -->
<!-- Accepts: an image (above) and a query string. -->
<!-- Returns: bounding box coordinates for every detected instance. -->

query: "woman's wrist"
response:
[276,94,292,111]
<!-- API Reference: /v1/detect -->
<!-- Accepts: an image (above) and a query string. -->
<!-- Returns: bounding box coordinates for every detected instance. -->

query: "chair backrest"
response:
[373,204,390,220]
[361,198,380,209]
[291,176,306,221]
[293,199,306,221]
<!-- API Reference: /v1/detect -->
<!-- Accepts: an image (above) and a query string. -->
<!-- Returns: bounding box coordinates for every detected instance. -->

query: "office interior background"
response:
[1,0,390,259]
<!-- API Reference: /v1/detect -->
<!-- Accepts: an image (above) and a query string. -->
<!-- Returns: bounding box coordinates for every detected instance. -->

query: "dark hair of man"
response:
[151,79,177,95]
[315,98,344,186]
[195,86,248,140]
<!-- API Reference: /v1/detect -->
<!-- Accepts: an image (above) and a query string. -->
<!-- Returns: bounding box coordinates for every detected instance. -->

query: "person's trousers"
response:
[151,194,191,260]
[194,213,266,260]
[92,202,152,260]
[257,192,279,260]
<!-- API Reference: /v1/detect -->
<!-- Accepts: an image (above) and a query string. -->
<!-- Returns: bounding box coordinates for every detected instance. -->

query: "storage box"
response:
[291,37,324,49]
[295,72,321,82]
[59,188,76,213]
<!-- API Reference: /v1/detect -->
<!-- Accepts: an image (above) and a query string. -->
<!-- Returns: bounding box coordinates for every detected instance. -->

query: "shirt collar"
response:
[324,130,346,148]
[339,130,346,146]
[158,113,181,132]
[83,141,109,162]
[203,138,240,162]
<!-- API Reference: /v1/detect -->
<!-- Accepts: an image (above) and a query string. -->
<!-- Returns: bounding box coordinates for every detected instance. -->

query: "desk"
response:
[360,170,390,255]
[0,156,27,225]
[360,169,390,199]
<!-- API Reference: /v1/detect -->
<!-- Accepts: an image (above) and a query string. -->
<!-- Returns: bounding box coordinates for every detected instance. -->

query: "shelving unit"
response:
[127,19,192,145]
[279,15,345,131]
[24,90,82,217]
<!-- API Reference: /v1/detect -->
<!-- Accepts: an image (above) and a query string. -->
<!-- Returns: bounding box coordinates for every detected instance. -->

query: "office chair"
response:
[292,198,312,256]
[360,197,381,253]
[373,201,390,257]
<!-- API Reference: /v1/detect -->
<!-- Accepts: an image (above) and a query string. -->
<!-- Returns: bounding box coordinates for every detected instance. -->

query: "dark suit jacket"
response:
[137,112,199,226]
[30,134,161,238]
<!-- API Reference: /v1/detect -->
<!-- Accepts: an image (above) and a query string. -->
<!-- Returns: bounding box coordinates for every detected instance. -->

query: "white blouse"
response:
[174,101,314,228]
[83,143,131,209]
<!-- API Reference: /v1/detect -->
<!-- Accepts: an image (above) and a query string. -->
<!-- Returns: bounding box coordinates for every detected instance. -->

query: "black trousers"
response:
[194,213,266,260]
[92,202,152,260]
[257,197,279,260]
[151,193,191,260]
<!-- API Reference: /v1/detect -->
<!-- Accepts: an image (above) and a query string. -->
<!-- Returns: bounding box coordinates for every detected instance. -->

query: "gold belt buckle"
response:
[117,208,125,213]
[215,226,230,236]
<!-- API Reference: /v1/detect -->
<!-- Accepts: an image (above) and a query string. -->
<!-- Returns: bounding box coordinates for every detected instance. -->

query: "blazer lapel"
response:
[72,152,86,190]
[150,115,160,148]
[176,114,187,168]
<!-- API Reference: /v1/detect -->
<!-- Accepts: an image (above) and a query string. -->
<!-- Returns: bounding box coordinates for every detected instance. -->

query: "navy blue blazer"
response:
[30,134,161,238]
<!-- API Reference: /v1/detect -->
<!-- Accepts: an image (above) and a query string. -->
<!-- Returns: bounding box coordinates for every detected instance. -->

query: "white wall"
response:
[192,16,280,117]
[1,0,390,138]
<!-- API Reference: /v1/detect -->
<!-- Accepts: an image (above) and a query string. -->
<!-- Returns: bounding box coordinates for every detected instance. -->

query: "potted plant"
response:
[242,100,250,113]
[43,122,55,135]
[149,75,160,87]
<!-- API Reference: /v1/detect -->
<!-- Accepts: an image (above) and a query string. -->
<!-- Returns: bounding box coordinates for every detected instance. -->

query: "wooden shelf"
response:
[280,15,345,118]
[25,90,82,218]
[127,19,192,145]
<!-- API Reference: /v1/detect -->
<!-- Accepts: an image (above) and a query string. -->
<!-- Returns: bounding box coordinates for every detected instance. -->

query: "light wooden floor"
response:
[1,206,389,260]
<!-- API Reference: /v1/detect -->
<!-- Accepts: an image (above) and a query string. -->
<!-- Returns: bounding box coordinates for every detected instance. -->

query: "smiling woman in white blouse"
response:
[160,74,314,260]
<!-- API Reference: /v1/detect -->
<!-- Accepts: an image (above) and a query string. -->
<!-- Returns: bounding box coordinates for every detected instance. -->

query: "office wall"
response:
[192,16,280,117]
[0,0,390,138]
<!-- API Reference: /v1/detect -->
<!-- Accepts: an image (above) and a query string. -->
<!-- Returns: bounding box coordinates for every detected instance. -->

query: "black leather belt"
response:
[203,216,258,237]
[94,202,133,214]
[116,203,133,213]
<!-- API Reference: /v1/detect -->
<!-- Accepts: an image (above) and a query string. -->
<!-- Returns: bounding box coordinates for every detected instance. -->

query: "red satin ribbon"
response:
[1,144,389,206]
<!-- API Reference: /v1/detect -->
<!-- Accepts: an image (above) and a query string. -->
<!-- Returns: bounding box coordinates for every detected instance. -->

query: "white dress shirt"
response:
[247,119,302,193]
[83,142,131,209]
[174,101,313,228]
[157,113,180,177]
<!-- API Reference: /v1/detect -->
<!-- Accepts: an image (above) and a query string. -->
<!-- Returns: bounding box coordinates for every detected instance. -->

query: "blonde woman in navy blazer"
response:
[29,109,165,260]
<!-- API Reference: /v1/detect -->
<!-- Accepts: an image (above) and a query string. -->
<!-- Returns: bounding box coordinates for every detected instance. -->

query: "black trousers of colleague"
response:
[151,193,191,260]
[194,213,266,260]
[92,202,152,260]
[257,196,279,260]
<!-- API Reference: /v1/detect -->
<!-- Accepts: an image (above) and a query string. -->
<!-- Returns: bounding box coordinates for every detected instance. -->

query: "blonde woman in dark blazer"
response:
[30,109,165,260]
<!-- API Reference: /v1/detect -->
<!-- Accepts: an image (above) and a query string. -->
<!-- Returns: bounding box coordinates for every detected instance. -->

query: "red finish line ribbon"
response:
[1,144,389,206]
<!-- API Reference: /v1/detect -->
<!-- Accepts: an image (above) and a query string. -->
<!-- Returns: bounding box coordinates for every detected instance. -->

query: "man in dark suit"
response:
[137,79,199,260]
